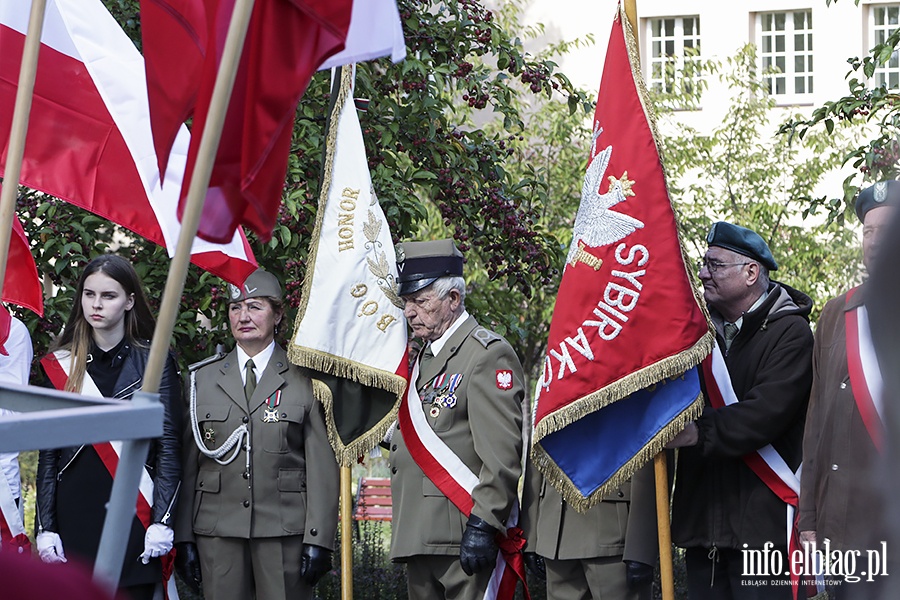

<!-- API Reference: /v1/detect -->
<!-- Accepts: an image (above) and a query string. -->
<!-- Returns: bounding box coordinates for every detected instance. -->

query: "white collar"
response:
[733,289,768,331]
[429,310,470,357]
[235,340,276,383]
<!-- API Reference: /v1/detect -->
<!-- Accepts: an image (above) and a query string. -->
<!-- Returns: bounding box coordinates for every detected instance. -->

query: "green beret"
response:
[227,268,282,303]
[855,180,900,222]
[706,221,778,271]
[396,239,464,296]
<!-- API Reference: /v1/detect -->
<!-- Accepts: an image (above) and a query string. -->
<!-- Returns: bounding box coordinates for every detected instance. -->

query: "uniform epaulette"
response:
[472,326,503,348]
[188,351,227,372]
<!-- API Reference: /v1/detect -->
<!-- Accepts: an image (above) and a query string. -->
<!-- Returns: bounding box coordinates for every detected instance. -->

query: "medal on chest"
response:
[422,373,463,419]
[262,390,282,423]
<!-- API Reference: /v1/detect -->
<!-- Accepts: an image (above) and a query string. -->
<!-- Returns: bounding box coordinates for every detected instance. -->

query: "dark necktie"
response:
[723,322,739,351]
[419,344,434,371]
[244,358,257,400]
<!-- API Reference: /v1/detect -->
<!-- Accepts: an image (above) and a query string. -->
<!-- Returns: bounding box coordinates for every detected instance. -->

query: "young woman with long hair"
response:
[35,254,182,600]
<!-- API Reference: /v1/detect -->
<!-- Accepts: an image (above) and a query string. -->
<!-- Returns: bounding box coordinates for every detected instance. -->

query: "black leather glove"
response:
[524,552,546,580]
[625,560,654,589]
[459,514,498,576]
[174,542,202,594]
[300,543,333,586]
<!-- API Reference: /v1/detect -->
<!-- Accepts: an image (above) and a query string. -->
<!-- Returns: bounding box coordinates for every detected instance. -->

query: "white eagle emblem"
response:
[496,370,513,390]
[566,125,644,269]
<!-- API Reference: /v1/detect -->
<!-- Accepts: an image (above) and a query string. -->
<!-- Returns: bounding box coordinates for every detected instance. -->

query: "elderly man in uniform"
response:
[667,222,814,599]
[174,269,339,600]
[520,461,657,600]
[799,181,897,599]
[388,239,526,600]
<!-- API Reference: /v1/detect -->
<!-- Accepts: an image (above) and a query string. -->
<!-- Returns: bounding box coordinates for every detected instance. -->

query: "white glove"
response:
[140,523,174,564]
[36,531,67,563]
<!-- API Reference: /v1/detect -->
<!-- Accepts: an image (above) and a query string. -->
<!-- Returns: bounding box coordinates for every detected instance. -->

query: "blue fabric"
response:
[540,366,700,497]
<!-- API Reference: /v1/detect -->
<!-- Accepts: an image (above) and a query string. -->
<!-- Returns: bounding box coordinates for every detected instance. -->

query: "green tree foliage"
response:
[10,0,592,375]
[652,45,861,315]
[781,0,900,222]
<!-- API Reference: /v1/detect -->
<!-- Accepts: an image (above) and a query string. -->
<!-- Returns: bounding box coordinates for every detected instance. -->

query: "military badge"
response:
[229,283,242,300]
[496,369,513,390]
[204,427,216,444]
[262,390,282,423]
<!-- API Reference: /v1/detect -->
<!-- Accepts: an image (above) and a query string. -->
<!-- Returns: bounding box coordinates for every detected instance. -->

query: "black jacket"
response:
[36,343,183,532]
[672,282,814,550]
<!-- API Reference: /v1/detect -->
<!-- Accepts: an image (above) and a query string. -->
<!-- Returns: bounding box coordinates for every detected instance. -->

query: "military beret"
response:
[227,268,282,303]
[706,221,778,271]
[396,239,464,296]
[855,180,900,222]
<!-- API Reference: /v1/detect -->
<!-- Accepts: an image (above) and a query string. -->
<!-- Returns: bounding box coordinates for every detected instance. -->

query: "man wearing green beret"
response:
[799,181,897,599]
[174,268,339,600]
[388,239,526,599]
[667,222,814,599]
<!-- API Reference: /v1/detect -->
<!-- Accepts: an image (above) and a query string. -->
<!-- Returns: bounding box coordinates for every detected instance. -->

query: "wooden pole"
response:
[341,466,353,600]
[140,0,255,394]
[624,0,639,47]
[0,0,47,302]
[655,453,675,600]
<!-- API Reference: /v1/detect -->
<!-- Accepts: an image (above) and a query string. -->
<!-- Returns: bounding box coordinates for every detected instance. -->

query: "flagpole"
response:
[141,0,255,394]
[341,465,353,600]
[0,0,46,303]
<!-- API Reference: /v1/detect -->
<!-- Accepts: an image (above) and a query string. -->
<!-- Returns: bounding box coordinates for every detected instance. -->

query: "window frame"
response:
[644,15,702,106]
[869,3,900,90]
[755,9,815,105]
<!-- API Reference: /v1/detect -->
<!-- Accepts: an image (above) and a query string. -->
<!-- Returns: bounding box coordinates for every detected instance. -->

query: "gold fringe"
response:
[290,67,354,331]
[531,391,704,513]
[311,378,401,468]
[287,67,403,467]
[532,330,714,442]
[290,346,407,398]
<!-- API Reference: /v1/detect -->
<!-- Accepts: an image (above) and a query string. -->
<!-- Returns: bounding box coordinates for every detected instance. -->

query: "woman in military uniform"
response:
[174,269,339,600]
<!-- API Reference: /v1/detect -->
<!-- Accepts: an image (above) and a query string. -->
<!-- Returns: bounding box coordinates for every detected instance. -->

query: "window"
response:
[647,16,701,100]
[871,4,900,89]
[758,10,813,102]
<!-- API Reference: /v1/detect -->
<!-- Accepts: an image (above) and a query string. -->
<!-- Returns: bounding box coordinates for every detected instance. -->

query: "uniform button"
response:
[242,416,249,423]
[617,491,624,498]
[397,423,400,431]
[831,464,839,471]
[281,412,287,419]
[391,467,397,474]
[243,500,250,507]
[242,471,249,479]
[392,444,397,451]
[199,481,204,487]
[310,528,318,537]
[840,382,847,389]
[206,413,211,419]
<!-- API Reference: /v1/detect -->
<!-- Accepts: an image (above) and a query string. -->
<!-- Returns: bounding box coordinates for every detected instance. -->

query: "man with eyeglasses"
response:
[798,181,896,599]
[667,221,814,599]
[388,239,526,600]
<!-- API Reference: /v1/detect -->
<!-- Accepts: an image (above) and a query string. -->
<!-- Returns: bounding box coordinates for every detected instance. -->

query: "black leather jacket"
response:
[36,343,183,532]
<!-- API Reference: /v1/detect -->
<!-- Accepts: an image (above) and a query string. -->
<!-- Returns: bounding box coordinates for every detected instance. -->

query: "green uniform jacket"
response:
[520,460,657,564]
[389,316,525,560]
[175,344,339,549]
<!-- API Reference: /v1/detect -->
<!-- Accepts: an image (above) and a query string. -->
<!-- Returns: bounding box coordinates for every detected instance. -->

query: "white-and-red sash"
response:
[0,456,30,553]
[41,351,178,599]
[398,358,529,600]
[701,346,821,598]
[844,287,884,452]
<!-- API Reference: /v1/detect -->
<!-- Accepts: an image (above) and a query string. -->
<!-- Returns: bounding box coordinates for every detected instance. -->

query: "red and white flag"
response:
[140,0,405,245]
[0,199,43,317]
[288,67,408,465]
[0,0,257,286]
